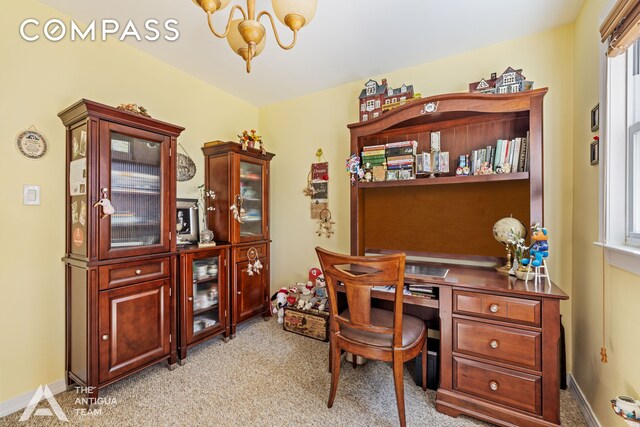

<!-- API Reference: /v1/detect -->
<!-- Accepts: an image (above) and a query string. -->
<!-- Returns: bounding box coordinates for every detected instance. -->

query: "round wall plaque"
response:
[176,152,196,181]
[16,127,48,159]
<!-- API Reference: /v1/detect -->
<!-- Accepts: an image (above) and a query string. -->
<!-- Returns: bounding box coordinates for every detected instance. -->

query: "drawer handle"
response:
[102,334,109,341]
[489,381,499,391]
[237,291,242,295]
[490,340,499,349]
[489,303,500,313]
[188,297,193,301]
[135,269,142,275]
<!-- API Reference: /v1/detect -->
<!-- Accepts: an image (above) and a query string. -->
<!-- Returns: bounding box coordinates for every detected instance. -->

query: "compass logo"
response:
[19,385,68,422]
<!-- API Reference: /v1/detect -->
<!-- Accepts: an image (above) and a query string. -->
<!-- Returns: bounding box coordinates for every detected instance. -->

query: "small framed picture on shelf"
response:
[386,170,398,181]
[591,104,599,131]
[176,198,199,244]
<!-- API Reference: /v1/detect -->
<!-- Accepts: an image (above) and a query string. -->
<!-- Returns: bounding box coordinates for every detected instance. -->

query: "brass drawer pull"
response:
[188,297,193,301]
[489,381,499,391]
[490,340,499,349]
[489,303,500,313]
[135,269,142,275]
[102,334,109,341]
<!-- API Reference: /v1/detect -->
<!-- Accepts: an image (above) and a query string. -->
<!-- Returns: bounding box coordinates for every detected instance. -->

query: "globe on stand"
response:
[493,216,526,275]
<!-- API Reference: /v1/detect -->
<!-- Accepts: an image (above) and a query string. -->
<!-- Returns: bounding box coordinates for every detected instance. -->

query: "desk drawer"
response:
[453,291,541,326]
[453,319,541,370]
[99,257,170,290]
[234,244,267,262]
[453,357,541,415]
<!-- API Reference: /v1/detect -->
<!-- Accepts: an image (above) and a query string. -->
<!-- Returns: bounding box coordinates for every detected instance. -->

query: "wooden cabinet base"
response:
[436,389,560,427]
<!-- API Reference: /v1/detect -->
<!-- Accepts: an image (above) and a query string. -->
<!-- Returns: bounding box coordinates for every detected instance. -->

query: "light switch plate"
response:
[23,185,40,205]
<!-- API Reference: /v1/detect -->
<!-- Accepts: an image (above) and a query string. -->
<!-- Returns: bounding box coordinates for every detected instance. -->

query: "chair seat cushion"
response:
[338,308,425,348]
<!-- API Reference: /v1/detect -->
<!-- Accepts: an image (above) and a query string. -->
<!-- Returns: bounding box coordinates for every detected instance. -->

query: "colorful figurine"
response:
[521,225,550,285]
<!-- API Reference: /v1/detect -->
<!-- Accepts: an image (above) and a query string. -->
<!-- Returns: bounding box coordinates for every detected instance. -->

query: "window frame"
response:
[598,19,640,275]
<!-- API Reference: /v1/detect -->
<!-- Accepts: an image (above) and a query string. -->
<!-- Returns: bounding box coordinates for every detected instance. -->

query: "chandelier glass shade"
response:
[192,0,318,73]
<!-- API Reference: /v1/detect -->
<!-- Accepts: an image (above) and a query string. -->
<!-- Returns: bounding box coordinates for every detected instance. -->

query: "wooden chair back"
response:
[315,247,406,348]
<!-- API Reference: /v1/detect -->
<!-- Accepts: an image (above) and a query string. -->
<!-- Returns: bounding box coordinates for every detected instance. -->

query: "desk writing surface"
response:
[404,262,568,300]
[334,261,568,300]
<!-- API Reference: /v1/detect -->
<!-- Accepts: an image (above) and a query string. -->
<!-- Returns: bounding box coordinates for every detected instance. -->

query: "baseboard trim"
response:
[567,373,602,427]
[0,379,66,418]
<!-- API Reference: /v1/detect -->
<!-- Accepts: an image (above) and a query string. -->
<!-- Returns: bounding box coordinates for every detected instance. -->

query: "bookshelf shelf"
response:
[357,172,529,188]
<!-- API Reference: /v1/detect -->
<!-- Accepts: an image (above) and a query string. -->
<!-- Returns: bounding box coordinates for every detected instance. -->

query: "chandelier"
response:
[192,0,318,73]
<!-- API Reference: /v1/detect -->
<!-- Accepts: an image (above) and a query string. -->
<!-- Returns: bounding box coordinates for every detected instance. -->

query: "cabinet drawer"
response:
[99,257,170,290]
[453,357,541,415]
[234,244,267,262]
[453,291,541,326]
[453,319,541,370]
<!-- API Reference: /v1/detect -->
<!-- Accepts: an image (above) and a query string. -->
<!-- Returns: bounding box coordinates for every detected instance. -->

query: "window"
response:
[373,112,379,118]
[366,82,376,96]
[498,86,508,94]
[510,84,520,93]
[384,99,390,105]
[600,34,640,274]
[375,100,380,109]
[392,98,397,103]
[401,84,407,93]
[362,114,368,121]
[503,73,515,84]
[366,100,375,111]
[400,96,406,102]
[360,103,365,112]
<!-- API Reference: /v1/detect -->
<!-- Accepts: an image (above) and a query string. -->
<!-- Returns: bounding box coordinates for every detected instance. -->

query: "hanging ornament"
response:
[246,247,263,276]
[316,208,336,238]
[230,194,245,224]
[176,143,197,182]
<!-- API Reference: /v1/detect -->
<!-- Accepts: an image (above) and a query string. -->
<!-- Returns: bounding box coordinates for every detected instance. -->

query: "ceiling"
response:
[39,0,583,106]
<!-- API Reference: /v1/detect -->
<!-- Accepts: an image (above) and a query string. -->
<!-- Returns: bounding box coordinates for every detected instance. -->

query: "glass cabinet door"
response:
[238,159,265,240]
[190,255,221,337]
[99,122,170,259]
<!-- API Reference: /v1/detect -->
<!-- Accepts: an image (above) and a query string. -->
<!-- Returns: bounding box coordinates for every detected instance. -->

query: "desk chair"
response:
[315,247,427,427]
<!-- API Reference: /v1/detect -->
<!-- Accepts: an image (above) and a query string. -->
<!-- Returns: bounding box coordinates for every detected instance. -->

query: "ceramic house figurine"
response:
[469,67,534,94]
[358,78,416,122]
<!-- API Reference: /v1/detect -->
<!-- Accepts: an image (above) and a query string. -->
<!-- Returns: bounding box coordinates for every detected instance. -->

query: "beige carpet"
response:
[3,317,587,426]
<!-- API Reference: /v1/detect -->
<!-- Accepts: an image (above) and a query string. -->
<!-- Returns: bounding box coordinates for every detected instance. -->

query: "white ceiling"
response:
[39,0,583,106]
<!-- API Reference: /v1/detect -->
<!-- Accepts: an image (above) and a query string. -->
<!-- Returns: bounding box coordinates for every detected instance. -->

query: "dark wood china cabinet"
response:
[202,142,274,336]
[59,100,183,400]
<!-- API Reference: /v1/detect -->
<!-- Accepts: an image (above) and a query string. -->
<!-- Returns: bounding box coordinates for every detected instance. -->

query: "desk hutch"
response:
[347,89,569,427]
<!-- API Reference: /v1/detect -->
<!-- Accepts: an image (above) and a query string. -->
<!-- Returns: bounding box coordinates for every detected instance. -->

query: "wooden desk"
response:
[338,261,568,427]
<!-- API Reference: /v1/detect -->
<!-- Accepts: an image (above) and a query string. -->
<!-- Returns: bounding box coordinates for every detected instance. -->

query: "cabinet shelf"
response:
[357,172,529,189]
[192,275,218,284]
[193,303,218,316]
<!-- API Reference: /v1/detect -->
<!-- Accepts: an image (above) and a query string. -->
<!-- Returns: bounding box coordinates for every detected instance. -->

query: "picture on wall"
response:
[591,104,599,131]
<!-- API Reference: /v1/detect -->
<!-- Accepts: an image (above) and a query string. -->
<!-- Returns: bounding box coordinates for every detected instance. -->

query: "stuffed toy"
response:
[521,227,549,268]
[296,288,313,310]
[270,287,289,324]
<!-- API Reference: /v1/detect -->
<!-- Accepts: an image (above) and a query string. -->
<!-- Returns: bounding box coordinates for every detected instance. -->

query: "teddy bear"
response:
[270,287,289,324]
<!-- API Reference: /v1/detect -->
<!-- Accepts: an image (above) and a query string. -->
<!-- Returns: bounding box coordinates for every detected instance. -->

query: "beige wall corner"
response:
[572,0,640,425]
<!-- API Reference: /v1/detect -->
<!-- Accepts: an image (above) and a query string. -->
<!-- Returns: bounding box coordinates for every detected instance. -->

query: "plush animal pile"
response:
[270,267,328,324]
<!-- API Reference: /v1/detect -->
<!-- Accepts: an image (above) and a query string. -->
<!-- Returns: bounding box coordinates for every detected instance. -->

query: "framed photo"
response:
[590,139,599,165]
[176,198,199,244]
[591,104,599,131]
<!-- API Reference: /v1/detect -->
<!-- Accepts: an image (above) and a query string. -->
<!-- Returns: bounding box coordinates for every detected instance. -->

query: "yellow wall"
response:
[260,24,576,367]
[572,0,640,424]
[0,0,258,403]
